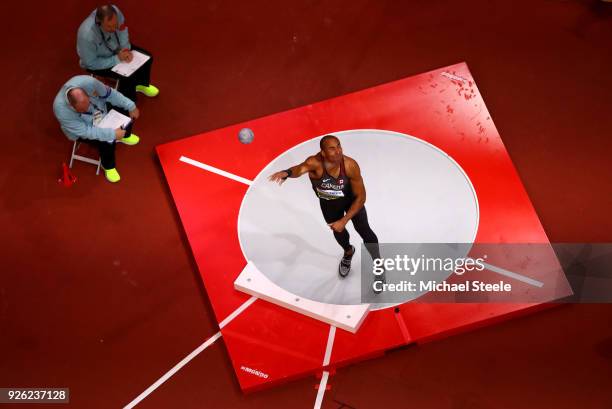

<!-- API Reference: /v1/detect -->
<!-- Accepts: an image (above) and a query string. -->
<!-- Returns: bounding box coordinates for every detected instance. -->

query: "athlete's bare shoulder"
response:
[343,155,361,176]
[343,155,358,166]
[305,154,323,169]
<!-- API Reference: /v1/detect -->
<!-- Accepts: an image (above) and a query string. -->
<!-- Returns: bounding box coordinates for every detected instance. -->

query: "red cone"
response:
[58,162,77,187]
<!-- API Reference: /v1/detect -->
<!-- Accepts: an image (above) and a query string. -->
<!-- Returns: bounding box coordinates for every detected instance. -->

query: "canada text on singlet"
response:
[310,155,352,200]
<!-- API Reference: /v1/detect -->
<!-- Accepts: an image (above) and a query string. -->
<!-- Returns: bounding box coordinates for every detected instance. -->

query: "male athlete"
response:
[269,135,384,291]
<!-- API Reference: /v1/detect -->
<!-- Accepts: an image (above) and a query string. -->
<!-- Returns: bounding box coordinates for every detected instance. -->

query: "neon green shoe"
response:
[119,133,140,145]
[135,84,159,97]
[103,167,121,183]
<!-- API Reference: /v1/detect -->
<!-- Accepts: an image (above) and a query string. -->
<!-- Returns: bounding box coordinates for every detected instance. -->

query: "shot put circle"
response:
[237,129,479,310]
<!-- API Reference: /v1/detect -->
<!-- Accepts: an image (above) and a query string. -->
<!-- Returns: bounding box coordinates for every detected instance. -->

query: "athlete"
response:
[269,135,384,291]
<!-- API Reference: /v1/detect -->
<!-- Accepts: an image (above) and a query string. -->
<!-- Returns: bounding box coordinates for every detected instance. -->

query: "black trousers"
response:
[87,45,153,103]
[319,197,381,260]
[77,106,133,170]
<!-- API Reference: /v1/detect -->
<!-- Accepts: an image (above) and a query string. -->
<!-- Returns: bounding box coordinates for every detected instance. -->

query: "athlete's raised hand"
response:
[268,171,290,185]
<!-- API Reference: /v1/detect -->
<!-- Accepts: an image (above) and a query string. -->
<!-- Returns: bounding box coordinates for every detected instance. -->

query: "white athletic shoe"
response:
[338,245,355,278]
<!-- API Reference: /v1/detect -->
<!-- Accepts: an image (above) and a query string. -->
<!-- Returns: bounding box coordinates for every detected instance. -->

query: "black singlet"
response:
[310,155,352,200]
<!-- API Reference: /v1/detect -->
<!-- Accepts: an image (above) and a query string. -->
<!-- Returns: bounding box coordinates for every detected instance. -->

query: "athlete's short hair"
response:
[320,134,339,150]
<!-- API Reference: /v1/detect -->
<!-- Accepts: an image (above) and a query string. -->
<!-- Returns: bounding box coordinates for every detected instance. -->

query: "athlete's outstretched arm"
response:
[328,159,366,233]
[268,156,317,185]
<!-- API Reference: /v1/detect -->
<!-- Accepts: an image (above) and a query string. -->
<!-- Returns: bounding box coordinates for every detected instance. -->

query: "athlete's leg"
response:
[351,206,381,260]
[320,199,356,277]
[319,199,352,252]
[350,206,385,292]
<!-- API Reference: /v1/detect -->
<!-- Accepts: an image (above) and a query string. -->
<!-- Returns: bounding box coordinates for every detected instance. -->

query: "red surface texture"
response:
[157,62,570,392]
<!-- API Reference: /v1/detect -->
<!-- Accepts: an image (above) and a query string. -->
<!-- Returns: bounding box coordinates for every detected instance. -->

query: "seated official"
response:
[77,4,159,102]
[53,75,140,183]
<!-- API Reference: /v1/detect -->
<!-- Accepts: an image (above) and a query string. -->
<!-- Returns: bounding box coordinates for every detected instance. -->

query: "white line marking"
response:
[323,326,336,366]
[483,262,544,288]
[440,71,468,83]
[180,155,253,185]
[220,296,257,328]
[123,296,257,408]
[123,332,222,409]
[313,370,329,409]
[313,325,336,409]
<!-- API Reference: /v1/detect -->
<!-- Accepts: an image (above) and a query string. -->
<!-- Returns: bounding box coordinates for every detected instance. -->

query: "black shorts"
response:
[319,196,366,223]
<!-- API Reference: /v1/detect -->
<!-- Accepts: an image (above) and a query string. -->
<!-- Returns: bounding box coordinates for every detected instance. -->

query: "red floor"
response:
[1,1,611,408]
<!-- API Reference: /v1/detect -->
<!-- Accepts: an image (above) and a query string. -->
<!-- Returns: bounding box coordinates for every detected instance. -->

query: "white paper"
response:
[111,50,150,77]
[97,109,131,130]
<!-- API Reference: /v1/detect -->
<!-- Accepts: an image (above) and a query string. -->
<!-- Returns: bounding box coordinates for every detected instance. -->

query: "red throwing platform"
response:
[156,62,569,392]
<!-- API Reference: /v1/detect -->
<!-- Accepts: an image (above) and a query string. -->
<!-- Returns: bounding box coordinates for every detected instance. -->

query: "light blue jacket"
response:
[77,5,131,70]
[53,75,136,143]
